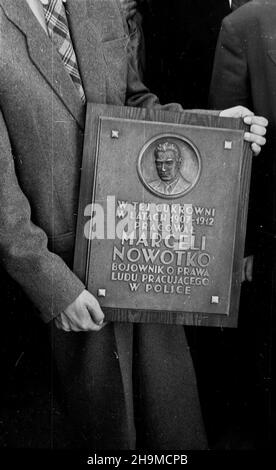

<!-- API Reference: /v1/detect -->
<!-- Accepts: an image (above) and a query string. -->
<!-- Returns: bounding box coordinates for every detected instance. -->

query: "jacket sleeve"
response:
[114,0,219,114]
[0,109,85,323]
[209,16,251,110]
[209,16,256,256]
[125,37,183,112]
[125,22,219,116]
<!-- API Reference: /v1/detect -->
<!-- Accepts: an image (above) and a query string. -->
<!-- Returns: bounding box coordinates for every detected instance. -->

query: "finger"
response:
[234,106,254,118]
[66,321,101,333]
[64,312,88,332]
[60,312,72,330]
[86,297,105,326]
[241,268,245,283]
[61,309,100,333]
[124,1,136,12]
[249,124,267,137]
[70,307,104,332]
[243,115,268,127]
[83,313,105,331]
[251,142,261,156]
[54,314,71,332]
[244,132,266,147]
[126,8,137,19]
[128,7,137,15]
[220,106,254,118]
[247,257,254,282]
[54,316,63,329]
[246,265,253,282]
[241,258,246,282]
[243,256,253,282]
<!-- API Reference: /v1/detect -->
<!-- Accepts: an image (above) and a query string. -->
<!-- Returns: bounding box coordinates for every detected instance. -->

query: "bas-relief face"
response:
[155,150,180,183]
[138,135,201,199]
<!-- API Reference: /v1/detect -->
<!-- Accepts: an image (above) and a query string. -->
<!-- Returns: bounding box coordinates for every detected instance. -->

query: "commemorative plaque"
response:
[74,104,252,327]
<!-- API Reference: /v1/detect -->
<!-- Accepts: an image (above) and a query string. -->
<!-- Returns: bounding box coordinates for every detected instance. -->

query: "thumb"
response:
[245,256,254,282]
[220,106,254,119]
[85,295,105,325]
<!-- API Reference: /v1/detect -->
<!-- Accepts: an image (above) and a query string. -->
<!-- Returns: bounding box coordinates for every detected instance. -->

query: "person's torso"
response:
[0,0,128,238]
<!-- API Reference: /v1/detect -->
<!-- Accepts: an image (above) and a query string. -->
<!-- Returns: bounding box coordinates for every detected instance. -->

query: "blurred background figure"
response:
[119,0,146,79]
[119,0,138,19]
[210,0,274,448]
[139,0,231,108]
[119,0,261,450]
[136,0,269,450]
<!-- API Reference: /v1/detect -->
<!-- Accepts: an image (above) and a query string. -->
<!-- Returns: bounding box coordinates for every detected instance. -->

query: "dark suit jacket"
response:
[0,0,207,449]
[210,0,276,248]
[140,0,231,107]
[209,0,276,442]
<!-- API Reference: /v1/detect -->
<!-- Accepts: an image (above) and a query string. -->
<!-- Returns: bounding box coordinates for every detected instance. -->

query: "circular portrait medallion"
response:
[137,134,201,199]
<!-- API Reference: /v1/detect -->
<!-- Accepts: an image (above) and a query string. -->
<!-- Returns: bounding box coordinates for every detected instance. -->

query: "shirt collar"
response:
[155,176,180,194]
[165,176,180,191]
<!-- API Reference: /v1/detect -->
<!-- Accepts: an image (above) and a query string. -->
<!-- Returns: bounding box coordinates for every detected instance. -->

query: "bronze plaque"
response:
[74,104,252,327]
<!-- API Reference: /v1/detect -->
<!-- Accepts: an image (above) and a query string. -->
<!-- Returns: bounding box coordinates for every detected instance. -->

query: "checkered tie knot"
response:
[42,0,86,103]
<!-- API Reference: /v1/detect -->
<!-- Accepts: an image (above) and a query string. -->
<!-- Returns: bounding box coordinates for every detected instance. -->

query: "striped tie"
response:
[42,0,86,103]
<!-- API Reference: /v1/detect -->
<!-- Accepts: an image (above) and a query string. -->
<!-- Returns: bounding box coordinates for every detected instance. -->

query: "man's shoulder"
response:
[176,175,191,190]
[223,1,276,34]
[149,179,161,189]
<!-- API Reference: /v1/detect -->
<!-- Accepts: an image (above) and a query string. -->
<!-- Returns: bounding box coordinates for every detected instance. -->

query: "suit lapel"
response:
[66,0,106,104]
[0,0,85,128]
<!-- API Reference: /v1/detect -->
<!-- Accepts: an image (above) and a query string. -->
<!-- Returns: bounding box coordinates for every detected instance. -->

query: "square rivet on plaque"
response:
[97,289,106,298]
[211,296,220,304]
[111,130,119,139]
[224,140,233,150]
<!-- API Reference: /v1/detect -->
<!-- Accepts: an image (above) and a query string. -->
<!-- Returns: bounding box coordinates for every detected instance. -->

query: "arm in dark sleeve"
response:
[125,33,183,111]
[127,12,146,81]
[209,16,256,256]
[114,0,219,114]
[125,23,219,116]
[0,109,85,323]
[209,16,251,110]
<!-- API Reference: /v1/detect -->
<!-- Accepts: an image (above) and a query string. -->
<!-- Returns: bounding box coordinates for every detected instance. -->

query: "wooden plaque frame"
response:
[74,104,252,328]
